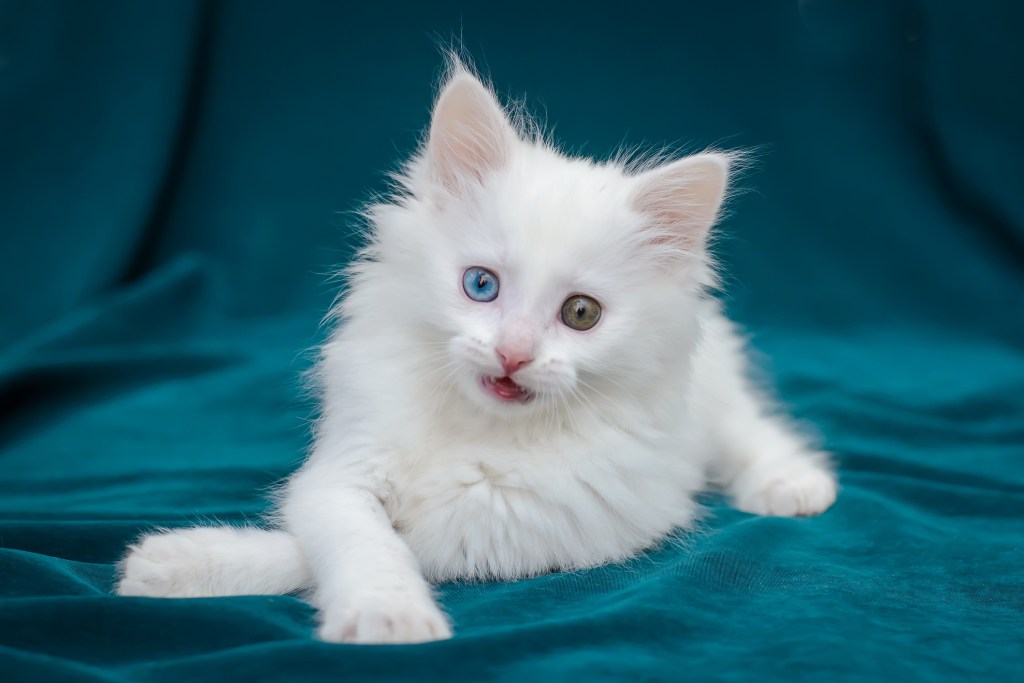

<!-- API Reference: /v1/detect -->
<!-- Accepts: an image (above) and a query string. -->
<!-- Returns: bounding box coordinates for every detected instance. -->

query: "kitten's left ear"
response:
[428,70,515,192]
[631,153,730,250]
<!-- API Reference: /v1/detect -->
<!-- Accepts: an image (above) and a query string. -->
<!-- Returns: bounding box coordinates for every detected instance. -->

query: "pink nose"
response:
[497,348,533,376]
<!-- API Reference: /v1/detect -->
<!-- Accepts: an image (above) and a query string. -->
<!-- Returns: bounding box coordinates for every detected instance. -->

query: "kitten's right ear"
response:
[427,69,514,192]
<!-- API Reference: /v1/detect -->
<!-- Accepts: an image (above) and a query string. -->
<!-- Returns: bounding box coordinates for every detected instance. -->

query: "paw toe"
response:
[116,532,209,598]
[318,594,452,645]
[735,466,837,517]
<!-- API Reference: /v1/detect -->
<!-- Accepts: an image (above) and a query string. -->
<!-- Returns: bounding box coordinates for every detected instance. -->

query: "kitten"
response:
[117,62,837,644]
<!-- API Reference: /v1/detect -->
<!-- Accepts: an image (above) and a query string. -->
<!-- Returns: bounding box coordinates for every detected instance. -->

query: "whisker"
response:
[584,370,631,394]
[425,360,464,406]
[419,358,461,382]
[569,384,598,416]
[576,376,636,417]
[546,392,556,437]
[435,364,465,414]
[557,391,580,436]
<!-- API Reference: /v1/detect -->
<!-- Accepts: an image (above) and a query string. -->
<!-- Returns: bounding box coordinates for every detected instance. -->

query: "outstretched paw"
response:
[733,462,837,517]
[318,591,452,645]
[116,531,213,598]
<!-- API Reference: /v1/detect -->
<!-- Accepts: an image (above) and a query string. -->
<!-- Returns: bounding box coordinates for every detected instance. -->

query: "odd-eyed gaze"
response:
[462,267,499,302]
[561,295,601,330]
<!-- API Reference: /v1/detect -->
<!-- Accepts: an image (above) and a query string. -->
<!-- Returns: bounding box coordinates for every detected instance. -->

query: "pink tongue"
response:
[492,376,524,399]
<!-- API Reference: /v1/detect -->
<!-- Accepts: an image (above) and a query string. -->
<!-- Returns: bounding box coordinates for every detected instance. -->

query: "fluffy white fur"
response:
[117,63,837,644]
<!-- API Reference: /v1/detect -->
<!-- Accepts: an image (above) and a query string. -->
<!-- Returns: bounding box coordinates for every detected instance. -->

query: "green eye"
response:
[560,295,602,331]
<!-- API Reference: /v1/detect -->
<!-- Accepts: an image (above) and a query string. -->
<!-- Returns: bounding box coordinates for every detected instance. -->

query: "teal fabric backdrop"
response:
[2,1,1022,680]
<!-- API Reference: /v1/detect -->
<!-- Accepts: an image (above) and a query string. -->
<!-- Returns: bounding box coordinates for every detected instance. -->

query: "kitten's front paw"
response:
[318,592,452,645]
[733,462,837,517]
[117,531,212,598]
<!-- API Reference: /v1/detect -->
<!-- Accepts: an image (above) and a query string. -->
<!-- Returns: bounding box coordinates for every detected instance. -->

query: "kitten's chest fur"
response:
[383,425,705,582]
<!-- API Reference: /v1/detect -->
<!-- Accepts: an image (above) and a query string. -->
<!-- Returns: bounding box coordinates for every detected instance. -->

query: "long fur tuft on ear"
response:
[426,58,516,193]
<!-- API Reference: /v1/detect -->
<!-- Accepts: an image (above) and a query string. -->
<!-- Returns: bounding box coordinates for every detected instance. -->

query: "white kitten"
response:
[117,62,837,644]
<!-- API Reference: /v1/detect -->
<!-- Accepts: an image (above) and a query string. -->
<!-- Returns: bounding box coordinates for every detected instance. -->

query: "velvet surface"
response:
[2,1,1022,680]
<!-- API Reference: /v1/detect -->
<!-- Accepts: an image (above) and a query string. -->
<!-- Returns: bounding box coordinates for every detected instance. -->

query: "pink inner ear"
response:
[428,73,513,191]
[631,154,730,250]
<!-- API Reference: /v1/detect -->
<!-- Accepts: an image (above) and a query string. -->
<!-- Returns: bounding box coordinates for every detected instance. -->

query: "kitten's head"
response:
[361,65,732,422]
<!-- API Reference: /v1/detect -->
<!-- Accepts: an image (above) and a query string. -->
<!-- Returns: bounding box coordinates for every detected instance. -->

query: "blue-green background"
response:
[2,1,1022,681]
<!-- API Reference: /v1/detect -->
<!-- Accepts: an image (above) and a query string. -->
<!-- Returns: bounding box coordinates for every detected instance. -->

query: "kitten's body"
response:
[118,63,837,644]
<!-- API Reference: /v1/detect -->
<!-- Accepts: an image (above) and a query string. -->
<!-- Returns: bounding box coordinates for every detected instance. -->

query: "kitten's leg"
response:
[693,311,838,517]
[282,441,452,645]
[116,527,311,597]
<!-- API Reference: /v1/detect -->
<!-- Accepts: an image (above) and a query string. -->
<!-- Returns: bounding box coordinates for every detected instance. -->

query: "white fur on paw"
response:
[734,466,837,518]
[116,531,213,598]
[318,592,452,645]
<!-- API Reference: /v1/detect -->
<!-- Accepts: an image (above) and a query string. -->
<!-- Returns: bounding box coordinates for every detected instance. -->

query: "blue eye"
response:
[462,267,499,302]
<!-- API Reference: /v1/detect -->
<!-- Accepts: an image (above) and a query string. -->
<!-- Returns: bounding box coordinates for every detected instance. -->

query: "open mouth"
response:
[481,375,534,403]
